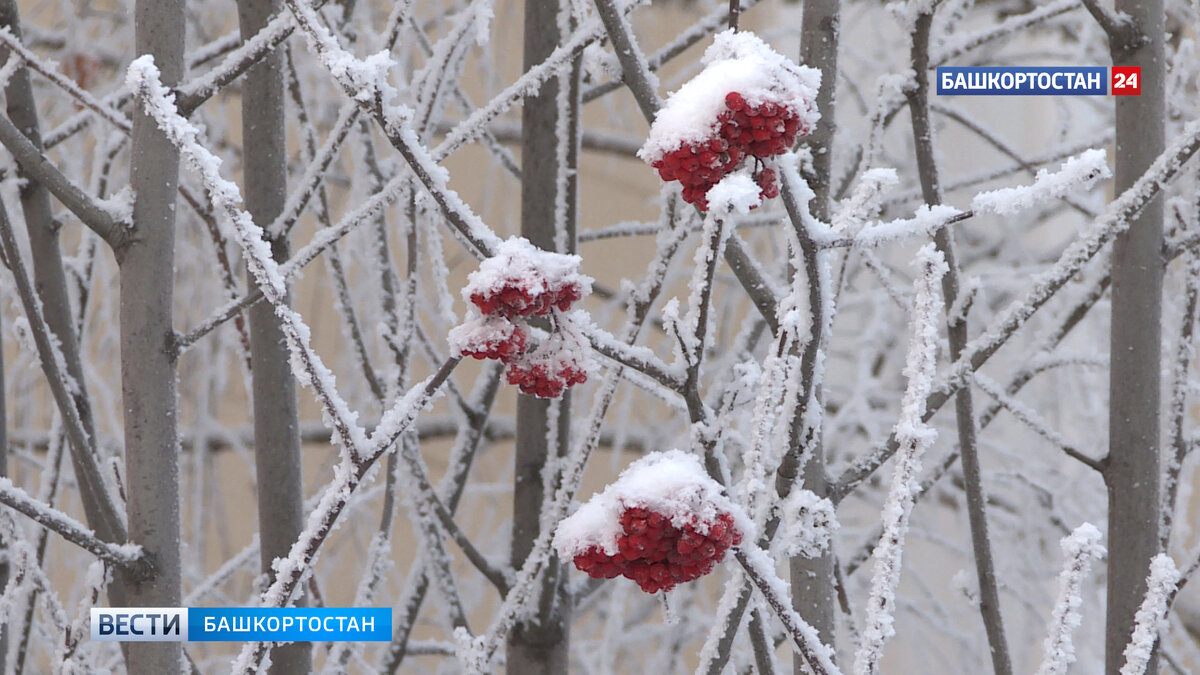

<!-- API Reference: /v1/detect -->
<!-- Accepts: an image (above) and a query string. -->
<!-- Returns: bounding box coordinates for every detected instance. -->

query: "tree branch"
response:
[832,118,1200,501]
[0,478,145,571]
[0,113,125,248]
[1079,0,1138,48]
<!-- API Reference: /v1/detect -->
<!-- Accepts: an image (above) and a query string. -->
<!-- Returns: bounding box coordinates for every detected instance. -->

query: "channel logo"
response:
[90,607,392,642]
[937,67,1140,96]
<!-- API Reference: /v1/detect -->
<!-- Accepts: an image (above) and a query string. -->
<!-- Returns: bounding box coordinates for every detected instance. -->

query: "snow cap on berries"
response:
[448,314,527,362]
[463,237,594,317]
[554,449,754,559]
[638,29,820,166]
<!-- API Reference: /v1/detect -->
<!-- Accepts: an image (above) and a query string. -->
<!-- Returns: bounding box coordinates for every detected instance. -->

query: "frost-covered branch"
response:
[853,244,946,675]
[1162,249,1200,548]
[582,0,759,103]
[379,369,502,673]
[1120,554,1180,675]
[0,28,131,132]
[128,56,377,461]
[0,478,142,568]
[971,149,1111,216]
[592,0,661,122]
[973,374,1104,472]
[232,358,460,673]
[735,546,840,675]
[820,203,969,249]
[1036,523,1105,675]
[174,1,325,115]
[834,118,1200,500]
[0,113,125,248]
[587,327,685,393]
[285,0,502,258]
[0,196,127,548]
[931,0,1081,66]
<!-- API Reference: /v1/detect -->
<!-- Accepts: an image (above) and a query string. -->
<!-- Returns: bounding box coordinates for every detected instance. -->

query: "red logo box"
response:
[1112,66,1141,95]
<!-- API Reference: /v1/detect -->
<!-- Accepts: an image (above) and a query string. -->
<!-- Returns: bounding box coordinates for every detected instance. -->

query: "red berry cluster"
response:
[571,507,742,594]
[651,91,807,211]
[506,359,589,399]
[457,320,527,362]
[719,92,804,158]
[469,279,584,319]
[456,272,591,399]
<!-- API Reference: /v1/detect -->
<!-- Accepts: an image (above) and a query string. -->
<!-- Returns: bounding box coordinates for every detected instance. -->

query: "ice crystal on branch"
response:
[554,450,753,593]
[639,29,820,210]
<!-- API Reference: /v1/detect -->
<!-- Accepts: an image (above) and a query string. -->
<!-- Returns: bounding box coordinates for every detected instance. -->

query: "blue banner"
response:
[91,607,392,642]
[936,67,1108,95]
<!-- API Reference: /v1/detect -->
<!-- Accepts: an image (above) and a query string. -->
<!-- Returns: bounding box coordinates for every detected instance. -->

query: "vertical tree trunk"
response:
[120,1,185,671]
[788,1,841,666]
[1106,1,1165,672]
[507,0,579,671]
[238,0,310,672]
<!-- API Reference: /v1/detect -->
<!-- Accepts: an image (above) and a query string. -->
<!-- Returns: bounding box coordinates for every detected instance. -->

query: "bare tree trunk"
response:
[120,1,185,671]
[506,0,579,671]
[237,0,310,672]
[787,1,841,667]
[1106,0,1165,672]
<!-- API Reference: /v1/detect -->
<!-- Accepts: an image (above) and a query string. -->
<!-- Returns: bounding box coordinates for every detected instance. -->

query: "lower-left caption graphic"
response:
[90,607,392,642]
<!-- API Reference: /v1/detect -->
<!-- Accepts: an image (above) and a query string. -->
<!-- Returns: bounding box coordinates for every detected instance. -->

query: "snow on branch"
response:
[284,0,502,258]
[931,0,1079,67]
[0,113,125,247]
[834,119,1200,502]
[126,55,371,459]
[0,478,142,567]
[832,167,899,233]
[174,1,307,114]
[971,149,1111,216]
[853,244,948,675]
[0,27,131,132]
[822,203,966,249]
[431,9,614,161]
[735,546,840,675]
[1120,554,1181,675]
[1036,523,1106,675]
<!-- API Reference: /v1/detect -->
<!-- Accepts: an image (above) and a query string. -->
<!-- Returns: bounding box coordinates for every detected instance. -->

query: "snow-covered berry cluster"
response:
[468,276,584,318]
[572,507,742,593]
[554,450,753,594]
[449,238,596,399]
[640,30,820,212]
[505,354,589,399]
